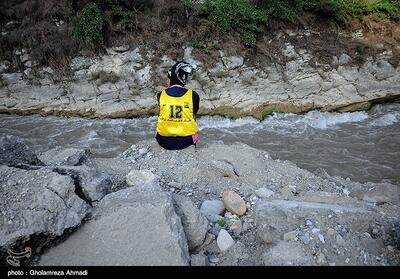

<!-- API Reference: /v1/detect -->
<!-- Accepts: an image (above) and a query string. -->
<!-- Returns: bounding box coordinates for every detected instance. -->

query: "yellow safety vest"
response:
[157,89,199,137]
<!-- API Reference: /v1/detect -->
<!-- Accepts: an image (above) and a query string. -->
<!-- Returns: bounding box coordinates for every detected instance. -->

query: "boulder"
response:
[0,135,44,167]
[126,169,158,187]
[39,185,190,266]
[54,165,112,203]
[172,194,209,251]
[89,157,134,191]
[0,166,90,260]
[222,190,246,216]
[255,199,376,244]
[200,200,225,216]
[38,147,89,166]
[255,188,275,199]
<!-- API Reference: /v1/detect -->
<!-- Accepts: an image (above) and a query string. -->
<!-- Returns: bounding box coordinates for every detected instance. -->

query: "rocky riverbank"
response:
[1,27,400,120]
[1,135,399,266]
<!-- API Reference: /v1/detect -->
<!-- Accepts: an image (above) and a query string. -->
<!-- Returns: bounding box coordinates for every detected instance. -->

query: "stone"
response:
[338,54,352,65]
[54,165,112,202]
[217,229,235,252]
[200,200,225,216]
[262,241,316,266]
[89,157,133,191]
[0,135,44,167]
[229,220,242,236]
[172,194,209,250]
[0,166,90,253]
[112,45,130,52]
[221,56,244,70]
[255,188,275,199]
[222,191,246,216]
[191,252,209,266]
[39,186,190,266]
[255,199,374,244]
[126,169,158,187]
[38,147,89,166]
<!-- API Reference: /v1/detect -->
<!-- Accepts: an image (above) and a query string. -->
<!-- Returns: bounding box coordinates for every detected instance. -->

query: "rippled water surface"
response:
[1,103,399,185]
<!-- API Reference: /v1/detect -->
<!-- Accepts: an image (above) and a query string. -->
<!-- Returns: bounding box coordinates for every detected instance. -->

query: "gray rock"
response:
[39,185,190,266]
[222,56,244,70]
[338,54,352,65]
[172,194,209,250]
[217,229,235,252]
[255,199,374,244]
[70,56,96,71]
[255,188,275,199]
[38,147,89,166]
[0,166,90,251]
[126,169,158,187]
[54,165,112,202]
[191,252,209,266]
[89,157,133,191]
[0,135,44,167]
[263,241,316,266]
[200,200,225,216]
[205,214,224,223]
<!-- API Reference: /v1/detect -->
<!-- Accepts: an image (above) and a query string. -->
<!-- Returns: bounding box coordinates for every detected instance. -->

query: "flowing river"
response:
[1,103,399,185]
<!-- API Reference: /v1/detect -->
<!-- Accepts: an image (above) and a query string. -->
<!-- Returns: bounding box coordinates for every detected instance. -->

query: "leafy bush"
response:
[74,3,105,45]
[258,0,306,21]
[304,0,400,22]
[198,0,267,47]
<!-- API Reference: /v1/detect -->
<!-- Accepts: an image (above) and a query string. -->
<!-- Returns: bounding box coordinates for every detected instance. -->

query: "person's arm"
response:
[157,91,161,104]
[192,90,200,116]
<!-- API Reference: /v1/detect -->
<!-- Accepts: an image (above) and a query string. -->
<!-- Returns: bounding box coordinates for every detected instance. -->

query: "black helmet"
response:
[168,61,197,86]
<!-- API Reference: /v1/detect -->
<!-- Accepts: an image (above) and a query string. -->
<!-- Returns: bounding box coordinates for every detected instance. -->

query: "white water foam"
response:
[260,110,369,132]
[198,116,259,130]
[369,112,400,127]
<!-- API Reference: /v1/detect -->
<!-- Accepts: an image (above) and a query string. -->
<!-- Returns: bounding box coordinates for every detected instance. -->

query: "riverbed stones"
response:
[172,194,209,250]
[0,166,90,254]
[126,169,159,187]
[0,135,44,167]
[222,190,246,216]
[217,229,235,252]
[39,185,190,266]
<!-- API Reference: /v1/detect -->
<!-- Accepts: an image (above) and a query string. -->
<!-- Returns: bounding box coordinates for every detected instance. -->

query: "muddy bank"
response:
[1,135,399,266]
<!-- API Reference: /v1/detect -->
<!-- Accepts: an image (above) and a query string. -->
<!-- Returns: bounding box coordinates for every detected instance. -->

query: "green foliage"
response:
[102,0,137,31]
[304,0,400,22]
[74,3,105,45]
[198,0,267,47]
[258,0,306,21]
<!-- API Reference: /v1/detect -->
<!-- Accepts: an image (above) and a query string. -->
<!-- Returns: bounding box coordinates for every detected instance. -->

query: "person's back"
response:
[155,61,200,150]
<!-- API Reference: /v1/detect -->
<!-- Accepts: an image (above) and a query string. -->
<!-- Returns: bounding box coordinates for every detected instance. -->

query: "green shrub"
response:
[304,0,400,22]
[258,0,306,21]
[101,0,137,31]
[74,3,105,45]
[198,0,267,47]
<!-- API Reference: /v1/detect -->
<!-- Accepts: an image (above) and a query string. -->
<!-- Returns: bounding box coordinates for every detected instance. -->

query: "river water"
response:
[1,103,399,185]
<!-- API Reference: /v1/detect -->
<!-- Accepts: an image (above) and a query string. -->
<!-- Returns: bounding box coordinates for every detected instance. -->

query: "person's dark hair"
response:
[168,61,196,86]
